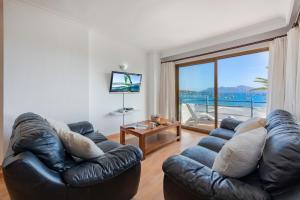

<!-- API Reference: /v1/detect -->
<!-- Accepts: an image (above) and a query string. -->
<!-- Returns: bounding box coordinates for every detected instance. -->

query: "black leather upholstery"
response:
[220,117,242,130]
[163,110,300,200]
[198,136,226,152]
[181,145,217,168]
[63,145,142,187]
[11,113,68,172]
[209,127,235,140]
[259,123,300,192]
[68,121,94,135]
[3,113,142,200]
[163,155,270,200]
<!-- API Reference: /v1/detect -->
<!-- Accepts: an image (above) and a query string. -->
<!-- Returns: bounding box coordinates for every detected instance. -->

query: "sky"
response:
[112,72,141,84]
[179,51,269,91]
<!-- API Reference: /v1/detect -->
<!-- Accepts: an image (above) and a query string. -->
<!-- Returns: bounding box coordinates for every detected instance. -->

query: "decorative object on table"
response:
[151,114,161,123]
[149,122,156,129]
[158,118,168,125]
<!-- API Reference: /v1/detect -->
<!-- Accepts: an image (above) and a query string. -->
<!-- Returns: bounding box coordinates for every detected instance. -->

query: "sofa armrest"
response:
[68,121,94,135]
[63,145,143,187]
[162,155,270,200]
[220,118,242,131]
[3,152,66,199]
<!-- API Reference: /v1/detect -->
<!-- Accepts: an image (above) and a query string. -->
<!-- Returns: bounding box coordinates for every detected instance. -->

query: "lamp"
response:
[119,63,129,71]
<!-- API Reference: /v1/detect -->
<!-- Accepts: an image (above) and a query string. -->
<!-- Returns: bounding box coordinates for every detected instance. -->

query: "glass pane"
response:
[179,62,215,131]
[217,51,269,124]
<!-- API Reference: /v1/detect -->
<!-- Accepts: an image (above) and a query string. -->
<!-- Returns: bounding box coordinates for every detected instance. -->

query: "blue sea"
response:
[180,91,267,108]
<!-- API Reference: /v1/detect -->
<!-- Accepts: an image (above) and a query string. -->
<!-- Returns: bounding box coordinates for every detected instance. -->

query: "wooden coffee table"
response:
[120,120,181,160]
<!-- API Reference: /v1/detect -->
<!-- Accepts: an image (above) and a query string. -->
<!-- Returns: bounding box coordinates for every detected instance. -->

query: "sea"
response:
[180,91,267,108]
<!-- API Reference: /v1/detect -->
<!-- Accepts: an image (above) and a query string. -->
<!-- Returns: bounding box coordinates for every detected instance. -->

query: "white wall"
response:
[89,30,148,135]
[3,0,89,160]
[2,0,149,162]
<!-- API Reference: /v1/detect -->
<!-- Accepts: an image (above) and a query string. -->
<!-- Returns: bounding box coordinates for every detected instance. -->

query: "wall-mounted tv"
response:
[109,71,142,93]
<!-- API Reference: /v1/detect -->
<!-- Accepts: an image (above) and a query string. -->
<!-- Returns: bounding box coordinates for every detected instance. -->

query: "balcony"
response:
[180,99,266,130]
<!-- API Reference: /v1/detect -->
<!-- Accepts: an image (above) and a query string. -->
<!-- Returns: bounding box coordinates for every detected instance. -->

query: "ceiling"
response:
[19,0,294,52]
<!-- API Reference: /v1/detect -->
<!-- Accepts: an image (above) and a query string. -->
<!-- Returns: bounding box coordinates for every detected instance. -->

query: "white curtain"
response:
[268,26,300,121]
[159,62,176,120]
[267,37,287,113]
[284,26,300,120]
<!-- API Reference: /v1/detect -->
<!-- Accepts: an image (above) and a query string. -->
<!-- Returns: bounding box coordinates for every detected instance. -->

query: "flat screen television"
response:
[109,71,142,93]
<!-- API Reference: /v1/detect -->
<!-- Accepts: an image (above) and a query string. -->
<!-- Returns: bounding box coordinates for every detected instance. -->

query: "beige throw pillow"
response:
[212,127,267,178]
[234,117,266,134]
[57,130,104,159]
[47,118,70,132]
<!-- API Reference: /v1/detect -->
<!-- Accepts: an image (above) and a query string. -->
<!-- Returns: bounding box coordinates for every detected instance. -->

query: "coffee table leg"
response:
[120,129,126,145]
[177,125,181,141]
[139,135,146,160]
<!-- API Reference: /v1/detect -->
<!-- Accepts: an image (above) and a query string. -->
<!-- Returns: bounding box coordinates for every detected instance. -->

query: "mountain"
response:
[200,85,265,94]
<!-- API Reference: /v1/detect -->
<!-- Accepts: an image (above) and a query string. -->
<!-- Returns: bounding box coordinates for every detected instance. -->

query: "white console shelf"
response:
[109,109,138,116]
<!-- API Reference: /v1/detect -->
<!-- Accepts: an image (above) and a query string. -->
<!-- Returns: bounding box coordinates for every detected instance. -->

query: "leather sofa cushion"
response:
[209,128,235,140]
[12,113,67,172]
[220,118,242,130]
[266,109,297,132]
[181,146,217,168]
[96,140,122,153]
[163,155,270,200]
[68,121,94,135]
[63,145,142,187]
[85,132,107,143]
[259,123,300,192]
[198,136,227,153]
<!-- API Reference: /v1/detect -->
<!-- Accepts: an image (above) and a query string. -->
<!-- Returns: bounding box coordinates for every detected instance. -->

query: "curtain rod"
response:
[161,34,287,64]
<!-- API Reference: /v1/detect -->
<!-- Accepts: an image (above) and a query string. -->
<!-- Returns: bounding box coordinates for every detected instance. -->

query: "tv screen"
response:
[109,71,142,93]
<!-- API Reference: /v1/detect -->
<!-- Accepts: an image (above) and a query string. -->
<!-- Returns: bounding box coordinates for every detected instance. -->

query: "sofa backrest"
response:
[259,109,300,193]
[10,112,69,172]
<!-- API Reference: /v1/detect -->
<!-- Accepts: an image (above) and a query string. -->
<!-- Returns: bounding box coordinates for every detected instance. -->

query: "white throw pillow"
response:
[57,130,104,159]
[234,117,266,134]
[212,127,267,178]
[47,118,70,132]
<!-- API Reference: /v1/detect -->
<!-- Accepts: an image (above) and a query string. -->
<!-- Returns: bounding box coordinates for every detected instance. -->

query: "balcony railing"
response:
[180,97,266,119]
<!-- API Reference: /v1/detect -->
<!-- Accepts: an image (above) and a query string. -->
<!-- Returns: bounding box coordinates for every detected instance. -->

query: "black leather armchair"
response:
[163,110,300,200]
[3,113,142,200]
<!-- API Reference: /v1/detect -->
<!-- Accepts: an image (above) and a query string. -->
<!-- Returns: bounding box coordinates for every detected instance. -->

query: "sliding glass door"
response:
[178,62,216,131]
[177,49,269,132]
[217,52,268,123]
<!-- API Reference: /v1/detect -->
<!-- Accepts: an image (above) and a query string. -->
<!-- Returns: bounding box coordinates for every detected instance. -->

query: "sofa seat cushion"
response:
[220,118,242,130]
[181,146,217,168]
[163,155,271,200]
[198,136,227,153]
[209,128,235,140]
[11,113,67,172]
[63,145,142,187]
[85,132,107,144]
[96,140,122,153]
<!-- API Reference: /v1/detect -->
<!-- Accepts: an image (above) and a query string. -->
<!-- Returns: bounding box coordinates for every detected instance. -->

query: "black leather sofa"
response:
[2,113,142,200]
[163,110,300,200]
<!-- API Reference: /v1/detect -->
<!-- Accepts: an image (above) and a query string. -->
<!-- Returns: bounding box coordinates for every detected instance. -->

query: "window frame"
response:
[175,47,269,133]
